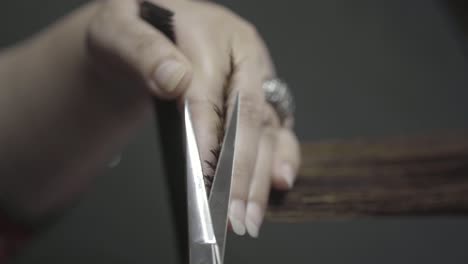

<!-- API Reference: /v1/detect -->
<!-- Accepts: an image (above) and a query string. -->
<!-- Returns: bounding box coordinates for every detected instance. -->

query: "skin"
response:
[0,0,301,238]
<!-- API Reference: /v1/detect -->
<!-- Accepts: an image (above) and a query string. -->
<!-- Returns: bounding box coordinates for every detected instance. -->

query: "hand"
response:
[87,0,301,237]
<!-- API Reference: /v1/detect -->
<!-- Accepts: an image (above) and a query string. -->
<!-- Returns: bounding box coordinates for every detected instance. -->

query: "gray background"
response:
[2,0,468,263]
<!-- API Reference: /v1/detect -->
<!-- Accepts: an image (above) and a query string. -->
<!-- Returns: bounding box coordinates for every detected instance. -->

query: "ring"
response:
[262,78,295,124]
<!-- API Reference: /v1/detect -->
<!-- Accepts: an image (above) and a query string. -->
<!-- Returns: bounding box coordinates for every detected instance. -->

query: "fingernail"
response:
[245,202,264,238]
[154,60,186,92]
[281,162,295,188]
[229,199,246,236]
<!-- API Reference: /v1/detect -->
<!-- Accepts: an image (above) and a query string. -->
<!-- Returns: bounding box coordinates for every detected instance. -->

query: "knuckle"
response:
[262,127,277,143]
[237,93,264,125]
[263,105,281,128]
[248,180,270,204]
[204,2,238,21]
[85,5,116,61]
[206,2,261,40]
[232,166,254,198]
[86,9,106,44]
[233,161,251,181]
[129,33,172,74]
[85,1,124,54]
[134,34,159,58]
[242,21,261,39]
[85,24,100,56]
[235,19,264,47]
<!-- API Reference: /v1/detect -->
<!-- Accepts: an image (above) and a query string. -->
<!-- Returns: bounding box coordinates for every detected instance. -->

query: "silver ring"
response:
[263,78,295,123]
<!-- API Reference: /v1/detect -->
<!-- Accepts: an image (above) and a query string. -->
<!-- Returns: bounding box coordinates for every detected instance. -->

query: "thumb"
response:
[87,0,192,98]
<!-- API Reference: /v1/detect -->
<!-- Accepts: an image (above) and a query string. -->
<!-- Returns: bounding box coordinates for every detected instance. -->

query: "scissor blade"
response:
[184,102,216,245]
[190,243,221,264]
[208,94,240,263]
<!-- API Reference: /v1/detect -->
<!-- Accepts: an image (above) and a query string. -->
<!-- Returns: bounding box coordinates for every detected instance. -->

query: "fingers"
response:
[271,128,301,190]
[225,22,276,236]
[245,125,277,237]
[242,105,279,238]
[225,70,265,235]
[226,93,263,235]
[86,0,192,98]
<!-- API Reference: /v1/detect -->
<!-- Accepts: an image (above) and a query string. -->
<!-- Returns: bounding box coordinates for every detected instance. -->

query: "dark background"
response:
[2,0,468,263]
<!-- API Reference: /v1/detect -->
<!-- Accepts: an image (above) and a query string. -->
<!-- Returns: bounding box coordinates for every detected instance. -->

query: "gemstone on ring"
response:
[262,78,295,123]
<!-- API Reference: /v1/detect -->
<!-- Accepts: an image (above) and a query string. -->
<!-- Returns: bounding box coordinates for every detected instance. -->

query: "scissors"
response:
[183,95,239,264]
[153,95,238,264]
[139,2,239,262]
